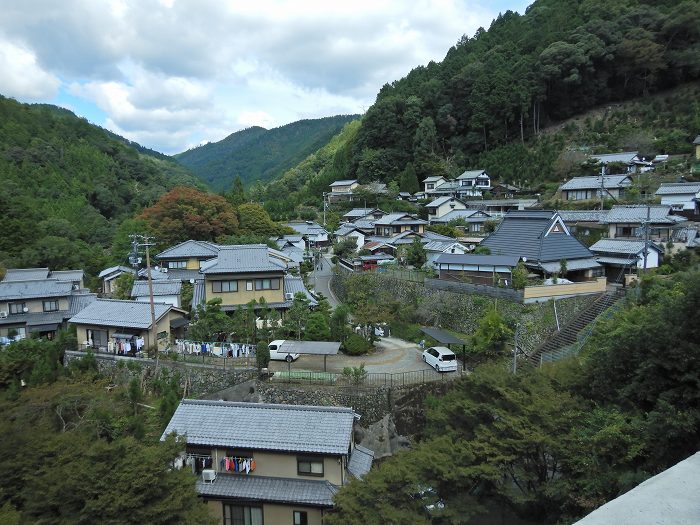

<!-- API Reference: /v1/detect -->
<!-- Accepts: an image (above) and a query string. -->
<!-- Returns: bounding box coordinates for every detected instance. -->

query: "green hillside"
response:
[329,0,699,189]
[0,95,204,278]
[174,115,358,191]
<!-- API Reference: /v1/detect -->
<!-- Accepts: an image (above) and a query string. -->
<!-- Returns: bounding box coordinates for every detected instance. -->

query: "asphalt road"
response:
[308,254,340,308]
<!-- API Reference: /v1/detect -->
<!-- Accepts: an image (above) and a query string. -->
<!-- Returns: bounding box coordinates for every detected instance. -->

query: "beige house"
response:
[373,212,427,237]
[425,196,467,220]
[68,298,187,353]
[161,400,373,525]
[601,205,687,242]
[194,245,304,312]
[0,268,94,340]
[155,240,221,281]
[328,179,359,202]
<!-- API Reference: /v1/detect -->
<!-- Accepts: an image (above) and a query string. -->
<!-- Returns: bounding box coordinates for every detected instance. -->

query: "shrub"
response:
[342,364,367,385]
[256,346,270,369]
[342,334,372,356]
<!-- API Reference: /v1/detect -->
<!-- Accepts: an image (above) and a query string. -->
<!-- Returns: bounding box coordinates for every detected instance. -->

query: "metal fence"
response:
[271,367,465,387]
[373,267,426,283]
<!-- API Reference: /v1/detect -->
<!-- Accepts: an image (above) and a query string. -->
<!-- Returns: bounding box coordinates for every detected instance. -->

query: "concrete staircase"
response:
[528,292,622,366]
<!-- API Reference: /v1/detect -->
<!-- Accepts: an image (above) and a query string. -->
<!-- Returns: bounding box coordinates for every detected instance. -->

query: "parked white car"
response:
[422,346,458,372]
[267,340,299,362]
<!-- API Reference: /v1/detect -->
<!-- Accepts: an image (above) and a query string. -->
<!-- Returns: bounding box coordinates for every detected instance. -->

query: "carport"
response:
[275,341,341,372]
[420,327,467,371]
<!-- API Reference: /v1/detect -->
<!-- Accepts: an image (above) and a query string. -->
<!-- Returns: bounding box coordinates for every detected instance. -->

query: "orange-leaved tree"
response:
[139,186,239,245]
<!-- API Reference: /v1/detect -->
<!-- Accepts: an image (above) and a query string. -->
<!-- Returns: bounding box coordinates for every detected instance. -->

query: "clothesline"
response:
[174,339,257,358]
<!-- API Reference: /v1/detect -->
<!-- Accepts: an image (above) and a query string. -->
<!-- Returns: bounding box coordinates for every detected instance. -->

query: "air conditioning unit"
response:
[0,311,7,319]
[161,268,168,273]
[285,292,294,300]
[202,469,217,483]
[22,307,29,313]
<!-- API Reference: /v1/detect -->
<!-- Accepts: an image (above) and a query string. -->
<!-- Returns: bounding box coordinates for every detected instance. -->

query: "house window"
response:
[223,504,263,525]
[615,226,638,237]
[427,183,434,190]
[297,456,324,476]
[246,281,253,291]
[212,280,238,293]
[293,511,308,525]
[471,224,482,232]
[167,261,187,269]
[43,300,59,312]
[92,330,108,348]
[255,278,280,291]
[8,302,26,315]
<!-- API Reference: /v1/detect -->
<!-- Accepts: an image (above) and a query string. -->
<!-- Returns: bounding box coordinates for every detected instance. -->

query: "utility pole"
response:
[512,323,520,374]
[642,203,651,272]
[130,234,158,358]
[322,192,328,228]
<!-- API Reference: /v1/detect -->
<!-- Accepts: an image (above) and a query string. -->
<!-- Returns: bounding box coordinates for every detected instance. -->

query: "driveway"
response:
[267,336,432,374]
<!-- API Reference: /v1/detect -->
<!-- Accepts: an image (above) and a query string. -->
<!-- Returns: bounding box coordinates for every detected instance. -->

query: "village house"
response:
[425,196,467,220]
[0,268,95,340]
[491,182,520,199]
[68,298,187,353]
[428,209,493,234]
[161,400,373,525]
[557,210,609,238]
[456,169,491,198]
[655,182,700,217]
[588,151,641,174]
[558,175,632,201]
[284,221,330,248]
[590,238,663,283]
[130,280,183,308]
[481,210,602,280]
[424,240,469,268]
[192,244,310,312]
[434,253,520,286]
[334,223,367,252]
[373,213,427,237]
[601,205,686,243]
[155,240,221,281]
[342,208,386,222]
[98,266,136,295]
[462,198,539,216]
[328,179,359,202]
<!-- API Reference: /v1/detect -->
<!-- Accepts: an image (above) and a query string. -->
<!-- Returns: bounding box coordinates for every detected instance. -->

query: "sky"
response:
[0,0,531,155]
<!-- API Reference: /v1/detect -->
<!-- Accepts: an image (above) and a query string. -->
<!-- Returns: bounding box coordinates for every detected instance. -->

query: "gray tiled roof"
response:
[284,275,318,306]
[426,196,463,208]
[694,135,700,145]
[423,240,466,252]
[164,268,201,282]
[156,240,220,259]
[431,209,491,224]
[68,299,173,329]
[50,270,84,282]
[539,258,600,272]
[192,280,205,309]
[0,279,74,301]
[423,176,445,183]
[352,218,376,230]
[335,223,363,236]
[602,205,686,224]
[200,245,287,274]
[98,265,135,279]
[348,445,374,479]
[655,182,700,195]
[457,169,487,180]
[2,268,50,281]
[329,179,357,187]
[68,293,97,316]
[558,210,609,222]
[161,400,355,455]
[435,253,520,267]
[284,222,329,237]
[433,180,459,191]
[589,151,638,164]
[464,198,538,208]
[374,213,427,226]
[481,210,595,263]
[131,280,182,297]
[0,310,67,328]
[137,268,170,280]
[196,474,337,507]
[590,239,662,255]
[559,175,631,191]
[343,208,376,218]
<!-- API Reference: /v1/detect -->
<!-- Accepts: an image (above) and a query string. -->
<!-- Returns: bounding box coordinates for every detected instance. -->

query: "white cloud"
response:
[0,39,60,100]
[0,0,528,153]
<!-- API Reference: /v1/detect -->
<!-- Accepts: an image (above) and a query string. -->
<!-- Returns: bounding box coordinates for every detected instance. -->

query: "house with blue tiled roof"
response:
[161,399,373,525]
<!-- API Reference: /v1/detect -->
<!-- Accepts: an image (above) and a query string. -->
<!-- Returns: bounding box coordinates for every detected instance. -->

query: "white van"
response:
[422,346,458,372]
[268,340,300,362]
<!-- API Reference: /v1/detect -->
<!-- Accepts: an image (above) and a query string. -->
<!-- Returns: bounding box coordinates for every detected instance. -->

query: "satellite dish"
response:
[23,307,29,313]
[189,279,195,284]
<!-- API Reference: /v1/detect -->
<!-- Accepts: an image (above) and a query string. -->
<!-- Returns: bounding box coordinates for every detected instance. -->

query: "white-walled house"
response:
[425,196,467,220]
[590,238,663,282]
[655,182,700,215]
[131,280,182,308]
[456,169,491,198]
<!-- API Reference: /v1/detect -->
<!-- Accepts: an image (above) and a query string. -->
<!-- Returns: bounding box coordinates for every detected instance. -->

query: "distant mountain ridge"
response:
[174,115,359,191]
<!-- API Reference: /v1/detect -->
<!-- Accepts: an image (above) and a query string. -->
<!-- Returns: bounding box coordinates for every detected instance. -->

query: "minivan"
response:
[422,346,458,372]
[268,340,300,362]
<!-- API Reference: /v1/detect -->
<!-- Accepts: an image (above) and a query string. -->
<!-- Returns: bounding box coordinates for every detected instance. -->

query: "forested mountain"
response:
[328,0,699,190]
[0,95,204,280]
[173,115,358,191]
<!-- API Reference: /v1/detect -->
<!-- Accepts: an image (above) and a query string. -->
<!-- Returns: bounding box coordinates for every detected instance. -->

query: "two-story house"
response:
[0,268,95,340]
[328,179,359,202]
[155,240,222,281]
[558,175,632,201]
[588,151,641,175]
[429,209,494,233]
[425,196,467,221]
[68,298,187,353]
[456,169,491,198]
[161,400,373,525]
[373,213,427,237]
[590,238,663,283]
[195,244,303,312]
[284,222,330,248]
[130,280,182,308]
[342,208,386,222]
[98,266,137,295]
[600,205,687,242]
[655,182,700,217]
[422,176,447,196]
